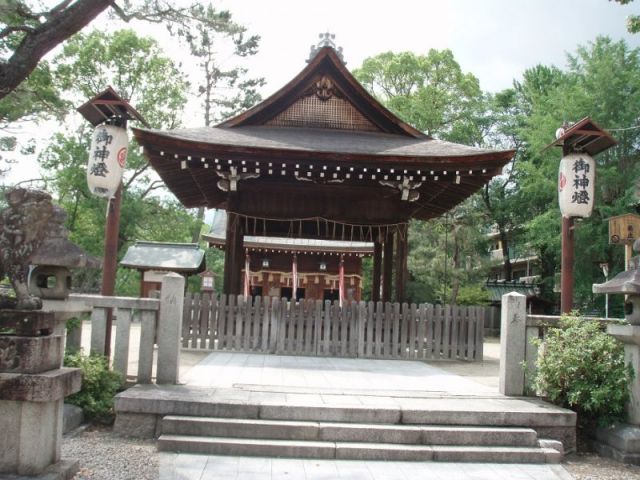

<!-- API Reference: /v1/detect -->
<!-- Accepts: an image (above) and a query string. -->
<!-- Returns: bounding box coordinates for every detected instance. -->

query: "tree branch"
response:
[0,25,36,39]
[0,0,111,100]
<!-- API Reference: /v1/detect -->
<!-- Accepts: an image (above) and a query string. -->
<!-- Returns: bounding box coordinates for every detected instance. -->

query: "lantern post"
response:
[549,117,617,314]
[77,87,148,358]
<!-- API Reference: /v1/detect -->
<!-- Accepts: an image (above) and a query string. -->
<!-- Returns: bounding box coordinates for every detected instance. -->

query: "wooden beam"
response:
[372,240,382,303]
[395,224,408,303]
[382,230,394,302]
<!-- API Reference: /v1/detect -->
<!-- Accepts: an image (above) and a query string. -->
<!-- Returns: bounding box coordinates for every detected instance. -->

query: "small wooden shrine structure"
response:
[132,37,515,302]
[120,241,206,297]
[204,210,373,301]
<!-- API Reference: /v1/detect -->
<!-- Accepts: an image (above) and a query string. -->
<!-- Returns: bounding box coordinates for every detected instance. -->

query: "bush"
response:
[533,315,633,427]
[63,351,122,421]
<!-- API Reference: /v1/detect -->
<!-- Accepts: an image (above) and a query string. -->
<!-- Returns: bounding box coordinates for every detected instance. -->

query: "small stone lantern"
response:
[592,239,640,463]
[28,206,100,300]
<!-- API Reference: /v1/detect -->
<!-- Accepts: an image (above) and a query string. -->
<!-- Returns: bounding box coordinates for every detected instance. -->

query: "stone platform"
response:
[114,352,576,462]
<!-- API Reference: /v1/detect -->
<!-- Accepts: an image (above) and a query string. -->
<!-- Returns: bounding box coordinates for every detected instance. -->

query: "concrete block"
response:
[431,445,546,463]
[156,273,185,384]
[0,399,63,475]
[112,308,132,382]
[594,440,640,465]
[162,416,320,440]
[499,292,527,396]
[89,307,106,356]
[421,426,537,447]
[319,423,421,444]
[137,310,156,384]
[260,404,401,424]
[157,435,335,459]
[0,335,63,374]
[113,412,160,438]
[535,426,576,453]
[335,442,433,461]
[595,422,640,459]
[0,368,81,402]
[62,403,83,434]
[538,438,564,456]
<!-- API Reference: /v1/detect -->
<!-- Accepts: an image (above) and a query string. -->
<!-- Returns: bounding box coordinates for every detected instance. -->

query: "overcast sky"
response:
[212,0,640,96]
[3,0,640,185]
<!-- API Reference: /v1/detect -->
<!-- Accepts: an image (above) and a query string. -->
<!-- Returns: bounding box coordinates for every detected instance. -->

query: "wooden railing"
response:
[181,294,486,362]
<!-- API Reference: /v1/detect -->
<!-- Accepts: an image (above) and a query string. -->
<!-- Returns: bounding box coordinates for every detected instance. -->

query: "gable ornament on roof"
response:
[308,32,344,63]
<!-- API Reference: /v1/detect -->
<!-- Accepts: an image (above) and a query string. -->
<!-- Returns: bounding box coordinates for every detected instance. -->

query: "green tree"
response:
[172,4,264,243]
[354,50,485,144]
[39,29,197,295]
[513,37,640,313]
[355,50,490,303]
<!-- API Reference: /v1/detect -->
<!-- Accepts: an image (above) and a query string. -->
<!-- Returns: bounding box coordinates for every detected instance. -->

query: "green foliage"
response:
[353,50,484,143]
[63,351,122,421]
[455,285,490,306]
[533,315,632,426]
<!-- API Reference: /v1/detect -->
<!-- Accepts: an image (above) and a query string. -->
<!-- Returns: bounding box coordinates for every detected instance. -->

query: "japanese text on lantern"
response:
[90,128,112,178]
[571,157,590,205]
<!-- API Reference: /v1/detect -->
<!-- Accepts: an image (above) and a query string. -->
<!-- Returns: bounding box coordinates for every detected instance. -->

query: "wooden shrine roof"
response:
[133,45,515,239]
[203,210,373,255]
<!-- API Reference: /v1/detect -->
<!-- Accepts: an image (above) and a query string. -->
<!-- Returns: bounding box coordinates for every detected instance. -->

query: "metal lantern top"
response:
[77,86,148,127]
[593,239,640,295]
[549,117,617,156]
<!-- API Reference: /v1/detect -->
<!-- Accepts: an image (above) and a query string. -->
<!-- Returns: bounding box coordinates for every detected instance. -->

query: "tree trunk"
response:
[498,228,513,281]
[191,206,205,243]
[0,0,111,100]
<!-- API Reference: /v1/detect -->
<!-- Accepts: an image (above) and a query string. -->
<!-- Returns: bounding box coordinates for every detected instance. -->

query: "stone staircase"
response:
[114,385,574,464]
[158,416,561,462]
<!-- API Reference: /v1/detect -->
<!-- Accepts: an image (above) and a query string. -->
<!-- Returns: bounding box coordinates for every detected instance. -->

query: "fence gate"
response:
[181,294,485,361]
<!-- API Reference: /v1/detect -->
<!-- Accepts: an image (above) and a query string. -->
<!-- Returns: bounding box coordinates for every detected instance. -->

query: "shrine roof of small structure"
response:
[204,210,374,255]
[133,45,515,237]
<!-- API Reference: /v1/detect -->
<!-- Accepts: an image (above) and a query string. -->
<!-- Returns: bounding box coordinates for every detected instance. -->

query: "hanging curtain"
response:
[339,255,345,307]
[292,254,298,300]
[244,254,250,298]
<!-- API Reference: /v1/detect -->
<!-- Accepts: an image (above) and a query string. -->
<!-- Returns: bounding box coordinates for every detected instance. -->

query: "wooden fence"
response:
[181,294,485,362]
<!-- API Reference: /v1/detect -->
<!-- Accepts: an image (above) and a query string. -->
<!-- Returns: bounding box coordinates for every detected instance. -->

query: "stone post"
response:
[499,292,527,396]
[156,273,185,384]
[0,310,81,476]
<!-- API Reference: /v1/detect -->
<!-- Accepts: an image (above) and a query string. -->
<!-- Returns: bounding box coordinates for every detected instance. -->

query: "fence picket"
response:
[475,306,484,361]
[208,294,218,350]
[417,304,426,359]
[181,292,192,348]
[450,304,459,360]
[199,293,210,349]
[177,295,487,362]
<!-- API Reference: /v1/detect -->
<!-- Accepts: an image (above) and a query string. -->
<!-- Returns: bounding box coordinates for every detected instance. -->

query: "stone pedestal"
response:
[594,324,640,464]
[0,310,81,477]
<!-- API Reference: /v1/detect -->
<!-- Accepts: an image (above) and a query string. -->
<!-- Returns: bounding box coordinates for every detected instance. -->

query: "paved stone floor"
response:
[79,326,574,479]
[157,349,574,480]
[159,453,574,479]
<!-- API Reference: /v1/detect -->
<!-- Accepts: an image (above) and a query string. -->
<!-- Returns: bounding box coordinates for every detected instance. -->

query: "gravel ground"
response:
[62,426,158,480]
[62,426,640,480]
[564,452,640,480]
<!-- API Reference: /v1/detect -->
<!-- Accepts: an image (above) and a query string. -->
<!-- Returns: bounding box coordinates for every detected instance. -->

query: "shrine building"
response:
[204,210,373,302]
[132,37,515,303]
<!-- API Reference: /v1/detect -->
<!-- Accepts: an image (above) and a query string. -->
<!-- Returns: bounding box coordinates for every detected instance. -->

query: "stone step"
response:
[157,434,558,463]
[161,416,538,447]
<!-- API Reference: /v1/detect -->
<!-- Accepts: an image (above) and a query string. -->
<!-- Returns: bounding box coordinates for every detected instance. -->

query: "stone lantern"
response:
[28,205,101,300]
[592,239,640,463]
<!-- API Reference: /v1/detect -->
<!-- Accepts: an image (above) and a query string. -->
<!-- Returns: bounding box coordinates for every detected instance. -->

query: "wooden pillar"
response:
[395,224,408,303]
[560,216,574,314]
[382,230,394,302]
[372,240,382,303]
[223,210,244,295]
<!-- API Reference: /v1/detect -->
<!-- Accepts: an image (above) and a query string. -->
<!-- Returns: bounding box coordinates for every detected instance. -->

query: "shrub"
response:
[533,314,633,427]
[63,350,122,421]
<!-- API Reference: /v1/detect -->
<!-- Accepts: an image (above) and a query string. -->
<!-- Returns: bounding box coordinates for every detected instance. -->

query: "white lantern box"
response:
[558,152,595,218]
[86,124,128,198]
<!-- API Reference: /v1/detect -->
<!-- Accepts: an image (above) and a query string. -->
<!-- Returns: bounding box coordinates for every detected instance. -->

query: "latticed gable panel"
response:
[265,75,382,132]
